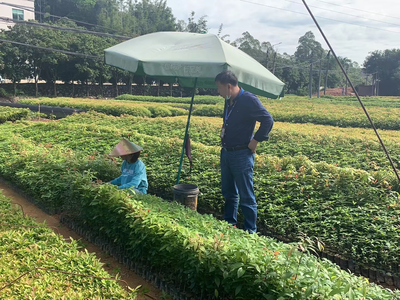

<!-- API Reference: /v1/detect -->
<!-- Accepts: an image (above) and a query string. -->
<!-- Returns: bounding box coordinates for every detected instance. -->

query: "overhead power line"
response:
[274,55,326,70]
[0,2,120,33]
[240,0,400,34]
[313,0,400,21]
[0,38,102,59]
[301,0,400,182]
[0,38,360,74]
[282,0,400,28]
[0,17,131,40]
[0,1,32,10]
[273,60,366,73]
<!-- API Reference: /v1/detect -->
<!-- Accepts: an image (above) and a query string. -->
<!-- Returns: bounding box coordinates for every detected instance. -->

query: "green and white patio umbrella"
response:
[104,31,285,183]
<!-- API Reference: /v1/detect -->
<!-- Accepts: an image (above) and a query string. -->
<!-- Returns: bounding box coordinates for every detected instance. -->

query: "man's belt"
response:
[222,145,249,151]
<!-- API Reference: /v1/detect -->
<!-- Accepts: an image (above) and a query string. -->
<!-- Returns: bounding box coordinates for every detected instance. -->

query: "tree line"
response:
[0,0,398,96]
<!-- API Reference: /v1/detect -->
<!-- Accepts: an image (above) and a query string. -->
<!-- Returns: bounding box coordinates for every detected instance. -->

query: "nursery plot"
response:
[19,97,188,118]
[0,142,398,299]
[47,112,400,172]
[0,193,138,299]
[0,106,30,123]
[19,96,400,130]
[1,115,400,278]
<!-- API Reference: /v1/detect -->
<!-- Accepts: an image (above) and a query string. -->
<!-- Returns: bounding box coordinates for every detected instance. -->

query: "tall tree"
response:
[364,49,400,96]
[0,42,30,95]
[177,11,208,33]
[129,0,176,35]
[294,31,324,62]
[39,32,70,96]
[35,0,98,24]
[1,23,47,96]
[233,31,266,63]
[63,32,117,97]
[217,23,230,43]
[36,0,176,36]
[95,0,126,34]
[0,27,31,95]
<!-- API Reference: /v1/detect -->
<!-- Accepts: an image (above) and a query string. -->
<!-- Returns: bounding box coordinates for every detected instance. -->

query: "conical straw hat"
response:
[109,139,143,157]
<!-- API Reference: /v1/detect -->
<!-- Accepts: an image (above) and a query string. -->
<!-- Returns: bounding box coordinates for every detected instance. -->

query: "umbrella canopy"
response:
[104,32,284,99]
[104,31,285,185]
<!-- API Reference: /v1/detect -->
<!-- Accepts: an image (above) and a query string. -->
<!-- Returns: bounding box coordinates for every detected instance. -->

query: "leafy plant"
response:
[0,107,30,123]
[19,95,400,130]
[1,151,398,299]
[1,109,400,298]
[0,193,138,299]
[19,97,188,118]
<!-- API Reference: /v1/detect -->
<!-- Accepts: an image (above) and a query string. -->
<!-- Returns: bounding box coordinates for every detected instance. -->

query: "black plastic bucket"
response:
[173,184,200,211]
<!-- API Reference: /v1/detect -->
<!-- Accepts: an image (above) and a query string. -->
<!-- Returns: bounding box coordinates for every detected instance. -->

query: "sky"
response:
[165,0,400,65]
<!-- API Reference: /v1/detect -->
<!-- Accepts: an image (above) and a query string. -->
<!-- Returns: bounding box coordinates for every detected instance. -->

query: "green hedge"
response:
[190,100,400,130]
[0,193,138,299]
[114,94,400,108]
[19,97,188,117]
[19,96,400,130]
[0,138,398,299]
[317,96,400,108]
[0,106,30,123]
[116,94,223,105]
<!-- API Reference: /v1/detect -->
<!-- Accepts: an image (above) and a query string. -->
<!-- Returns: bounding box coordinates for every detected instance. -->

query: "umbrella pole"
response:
[176,78,198,185]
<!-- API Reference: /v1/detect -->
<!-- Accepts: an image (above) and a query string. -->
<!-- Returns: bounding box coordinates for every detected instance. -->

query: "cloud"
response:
[166,0,400,64]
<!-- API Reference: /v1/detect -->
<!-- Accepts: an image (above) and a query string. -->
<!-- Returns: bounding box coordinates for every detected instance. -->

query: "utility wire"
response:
[0,17,131,40]
[0,2,120,33]
[0,29,353,73]
[0,38,102,59]
[282,0,400,28]
[300,0,400,183]
[272,56,326,70]
[275,64,352,72]
[312,0,400,21]
[240,0,400,34]
[0,1,32,10]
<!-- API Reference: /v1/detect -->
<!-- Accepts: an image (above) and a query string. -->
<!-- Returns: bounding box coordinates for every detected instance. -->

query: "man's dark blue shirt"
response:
[221,88,274,148]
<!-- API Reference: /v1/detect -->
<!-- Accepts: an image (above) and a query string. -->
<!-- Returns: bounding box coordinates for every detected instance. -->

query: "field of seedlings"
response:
[0,193,138,299]
[1,94,400,299]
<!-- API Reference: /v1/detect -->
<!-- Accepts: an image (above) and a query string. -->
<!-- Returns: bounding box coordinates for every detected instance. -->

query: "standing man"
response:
[215,70,274,233]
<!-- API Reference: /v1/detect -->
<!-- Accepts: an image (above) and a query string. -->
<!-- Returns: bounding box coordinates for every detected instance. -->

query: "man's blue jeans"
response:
[220,148,257,233]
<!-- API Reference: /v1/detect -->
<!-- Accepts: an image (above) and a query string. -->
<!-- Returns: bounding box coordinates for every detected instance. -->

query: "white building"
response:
[0,0,35,30]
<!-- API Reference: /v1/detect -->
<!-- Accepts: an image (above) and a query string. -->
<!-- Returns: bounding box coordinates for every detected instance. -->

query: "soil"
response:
[29,118,53,123]
[0,180,163,300]
[0,96,15,103]
[322,87,355,96]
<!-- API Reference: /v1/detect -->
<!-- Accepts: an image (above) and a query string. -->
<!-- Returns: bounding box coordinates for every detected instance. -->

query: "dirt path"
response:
[0,180,163,300]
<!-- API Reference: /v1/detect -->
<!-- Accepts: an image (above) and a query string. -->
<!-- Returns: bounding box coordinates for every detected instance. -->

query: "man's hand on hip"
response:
[248,139,258,153]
